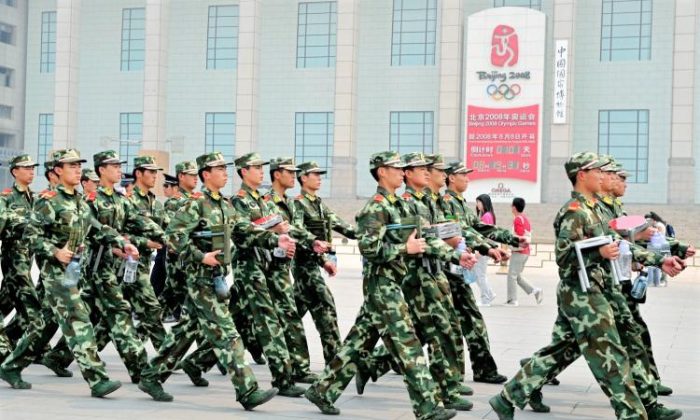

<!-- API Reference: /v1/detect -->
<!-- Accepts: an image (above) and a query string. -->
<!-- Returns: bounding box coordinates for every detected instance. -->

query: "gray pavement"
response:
[1,255,698,419]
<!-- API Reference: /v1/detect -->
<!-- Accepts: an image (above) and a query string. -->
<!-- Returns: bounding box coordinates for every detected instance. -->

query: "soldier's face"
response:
[100,164,122,184]
[601,172,616,193]
[450,173,468,193]
[379,166,404,189]
[12,167,35,185]
[139,169,158,189]
[582,168,602,193]
[276,169,296,189]
[302,172,322,191]
[81,179,97,194]
[206,165,228,189]
[57,162,82,186]
[428,168,446,188]
[163,185,174,198]
[405,166,429,188]
[614,175,627,197]
[179,173,198,191]
[243,165,264,187]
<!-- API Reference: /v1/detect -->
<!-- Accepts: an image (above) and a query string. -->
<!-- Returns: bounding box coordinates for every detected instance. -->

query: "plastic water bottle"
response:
[212,267,230,299]
[123,255,138,284]
[630,271,648,299]
[617,240,633,281]
[62,245,84,288]
[457,239,476,284]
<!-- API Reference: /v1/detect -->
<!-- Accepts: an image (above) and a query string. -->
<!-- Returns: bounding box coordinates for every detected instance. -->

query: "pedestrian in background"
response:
[505,197,543,306]
[474,194,496,306]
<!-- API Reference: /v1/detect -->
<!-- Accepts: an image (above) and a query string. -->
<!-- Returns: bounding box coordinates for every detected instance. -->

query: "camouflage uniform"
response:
[228,153,299,393]
[0,155,40,342]
[139,152,277,407]
[0,149,124,393]
[0,196,27,361]
[126,156,169,349]
[306,152,443,420]
[440,162,517,382]
[293,161,356,364]
[496,153,656,420]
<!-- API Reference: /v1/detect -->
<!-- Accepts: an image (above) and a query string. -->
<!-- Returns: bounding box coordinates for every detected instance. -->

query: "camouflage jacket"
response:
[400,186,462,266]
[263,188,315,250]
[163,187,191,222]
[355,186,412,280]
[86,185,164,268]
[294,190,356,265]
[230,183,278,259]
[0,197,24,237]
[167,187,278,277]
[27,184,127,264]
[441,189,512,254]
[129,185,169,253]
[0,183,34,242]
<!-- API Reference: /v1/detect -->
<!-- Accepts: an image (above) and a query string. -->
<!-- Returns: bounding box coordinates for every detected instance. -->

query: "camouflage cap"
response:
[133,155,163,171]
[270,157,300,172]
[617,169,629,179]
[9,154,39,169]
[163,173,178,186]
[234,152,269,170]
[43,160,55,171]
[196,151,233,170]
[51,149,87,164]
[369,151,406,170]
[564,152,607,178]
[93,150,126,167]
[175,160,198,175]
[401,152,430,167]
[445,161,474,175]
[426,154,448,170]
[298,161,327,175]
[81,168,100,182]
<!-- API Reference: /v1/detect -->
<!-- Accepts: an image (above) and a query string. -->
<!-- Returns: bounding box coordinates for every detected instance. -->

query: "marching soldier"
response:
[80,168,99,195]
[293,161,356,364]
[0,149,138,397]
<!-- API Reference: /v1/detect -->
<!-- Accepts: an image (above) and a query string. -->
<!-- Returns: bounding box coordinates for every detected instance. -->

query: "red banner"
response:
[466,104,539,182]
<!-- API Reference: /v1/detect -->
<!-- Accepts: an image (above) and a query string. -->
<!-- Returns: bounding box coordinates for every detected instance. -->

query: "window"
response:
[207,5,239,70]
[121,8,145,71]
[601,0,652,61]
[493,0,542,9]
[0,22,14,45]
[38,114,53,166]
[391,0,437,66]
[598,109,649,183]
[0,105,11,119]
[0,133,15,147]
[295,112,334,175]
[204,112,236,177]
[40,11,56,73]
[2,0,17,7]
[119,113,143,172]
[297,2,337,68]
[390,111,434,154]
[0,66,12,87]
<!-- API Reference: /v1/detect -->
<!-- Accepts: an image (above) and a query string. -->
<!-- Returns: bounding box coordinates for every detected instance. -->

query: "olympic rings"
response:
[486,83,521,100]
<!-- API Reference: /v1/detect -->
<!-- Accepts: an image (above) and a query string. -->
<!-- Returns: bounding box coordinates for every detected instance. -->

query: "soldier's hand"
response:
[54,245,74,265]
[487,247,502,262]
[124,244,140,259]
[406,230,426,255]
[685,245,696,259]
[202,250,222,267]
[271,221,290,234]
[444,236,462,248]
[146,240,163,250]
[635,226,657,242]
[278,234,297,258]
[498,248,511,262]
[517,235,530,248]
[323,261,337,276]
[313,240,330,254]
[112,248,127,260]
[599,242,620,260]
[661,256,684,277]
[459,251,478,269]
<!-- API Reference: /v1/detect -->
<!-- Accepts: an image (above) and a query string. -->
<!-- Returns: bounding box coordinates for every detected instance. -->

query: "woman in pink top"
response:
[506,197,542,306]
[474,194,497,306]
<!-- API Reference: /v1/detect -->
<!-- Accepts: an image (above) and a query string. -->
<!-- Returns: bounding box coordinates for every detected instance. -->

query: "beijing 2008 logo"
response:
[491,25,518,67]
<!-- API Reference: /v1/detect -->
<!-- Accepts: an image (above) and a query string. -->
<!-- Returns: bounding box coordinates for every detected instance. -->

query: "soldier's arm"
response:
[471,220,519,247]
[166,199,206,264]
[230,213,279,250]
[356,204,405,263]
[554,208,606,269]
[123,199,163,248]
[324,202,356,239]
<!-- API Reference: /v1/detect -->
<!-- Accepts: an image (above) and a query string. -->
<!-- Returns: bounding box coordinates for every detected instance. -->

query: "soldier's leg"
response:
[150,248,167,298]
[122,265,167,350]
[1,252,42,343]
[447,273,501,379]
[230,277,264,361]
[626,296,661,382]
[140,315,200,383]
[293,262,341,364]
[267,263,312,379]
[0,327,11,362]
[234,261,294,390]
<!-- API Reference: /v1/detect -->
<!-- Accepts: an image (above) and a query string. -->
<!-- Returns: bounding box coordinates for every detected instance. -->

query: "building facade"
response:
[12,0,700,202]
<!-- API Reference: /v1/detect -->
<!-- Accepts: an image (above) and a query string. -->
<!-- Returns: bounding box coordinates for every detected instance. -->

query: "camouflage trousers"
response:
[141,272,259,402]
[445,271,499,378]
[624,292,661,384]
[159,255,187,319]
[502,280,646,420]
[310,274,440,419]
[230,257,295,390]
[1,262,109,388]
[292,258,341,364]
[121,254,166,350]
[0,329,10,362]
[361,268,465,401]
[0,250,42,343]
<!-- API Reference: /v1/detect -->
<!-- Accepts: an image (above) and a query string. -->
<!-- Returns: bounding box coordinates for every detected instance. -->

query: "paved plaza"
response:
[1,255,698,419]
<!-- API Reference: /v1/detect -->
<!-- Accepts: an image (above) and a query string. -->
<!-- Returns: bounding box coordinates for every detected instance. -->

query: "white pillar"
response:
[52,0,81,149]
[235,0,262,156]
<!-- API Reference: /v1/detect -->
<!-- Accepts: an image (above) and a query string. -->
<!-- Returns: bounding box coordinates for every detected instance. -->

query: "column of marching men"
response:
[0,148,693,420]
